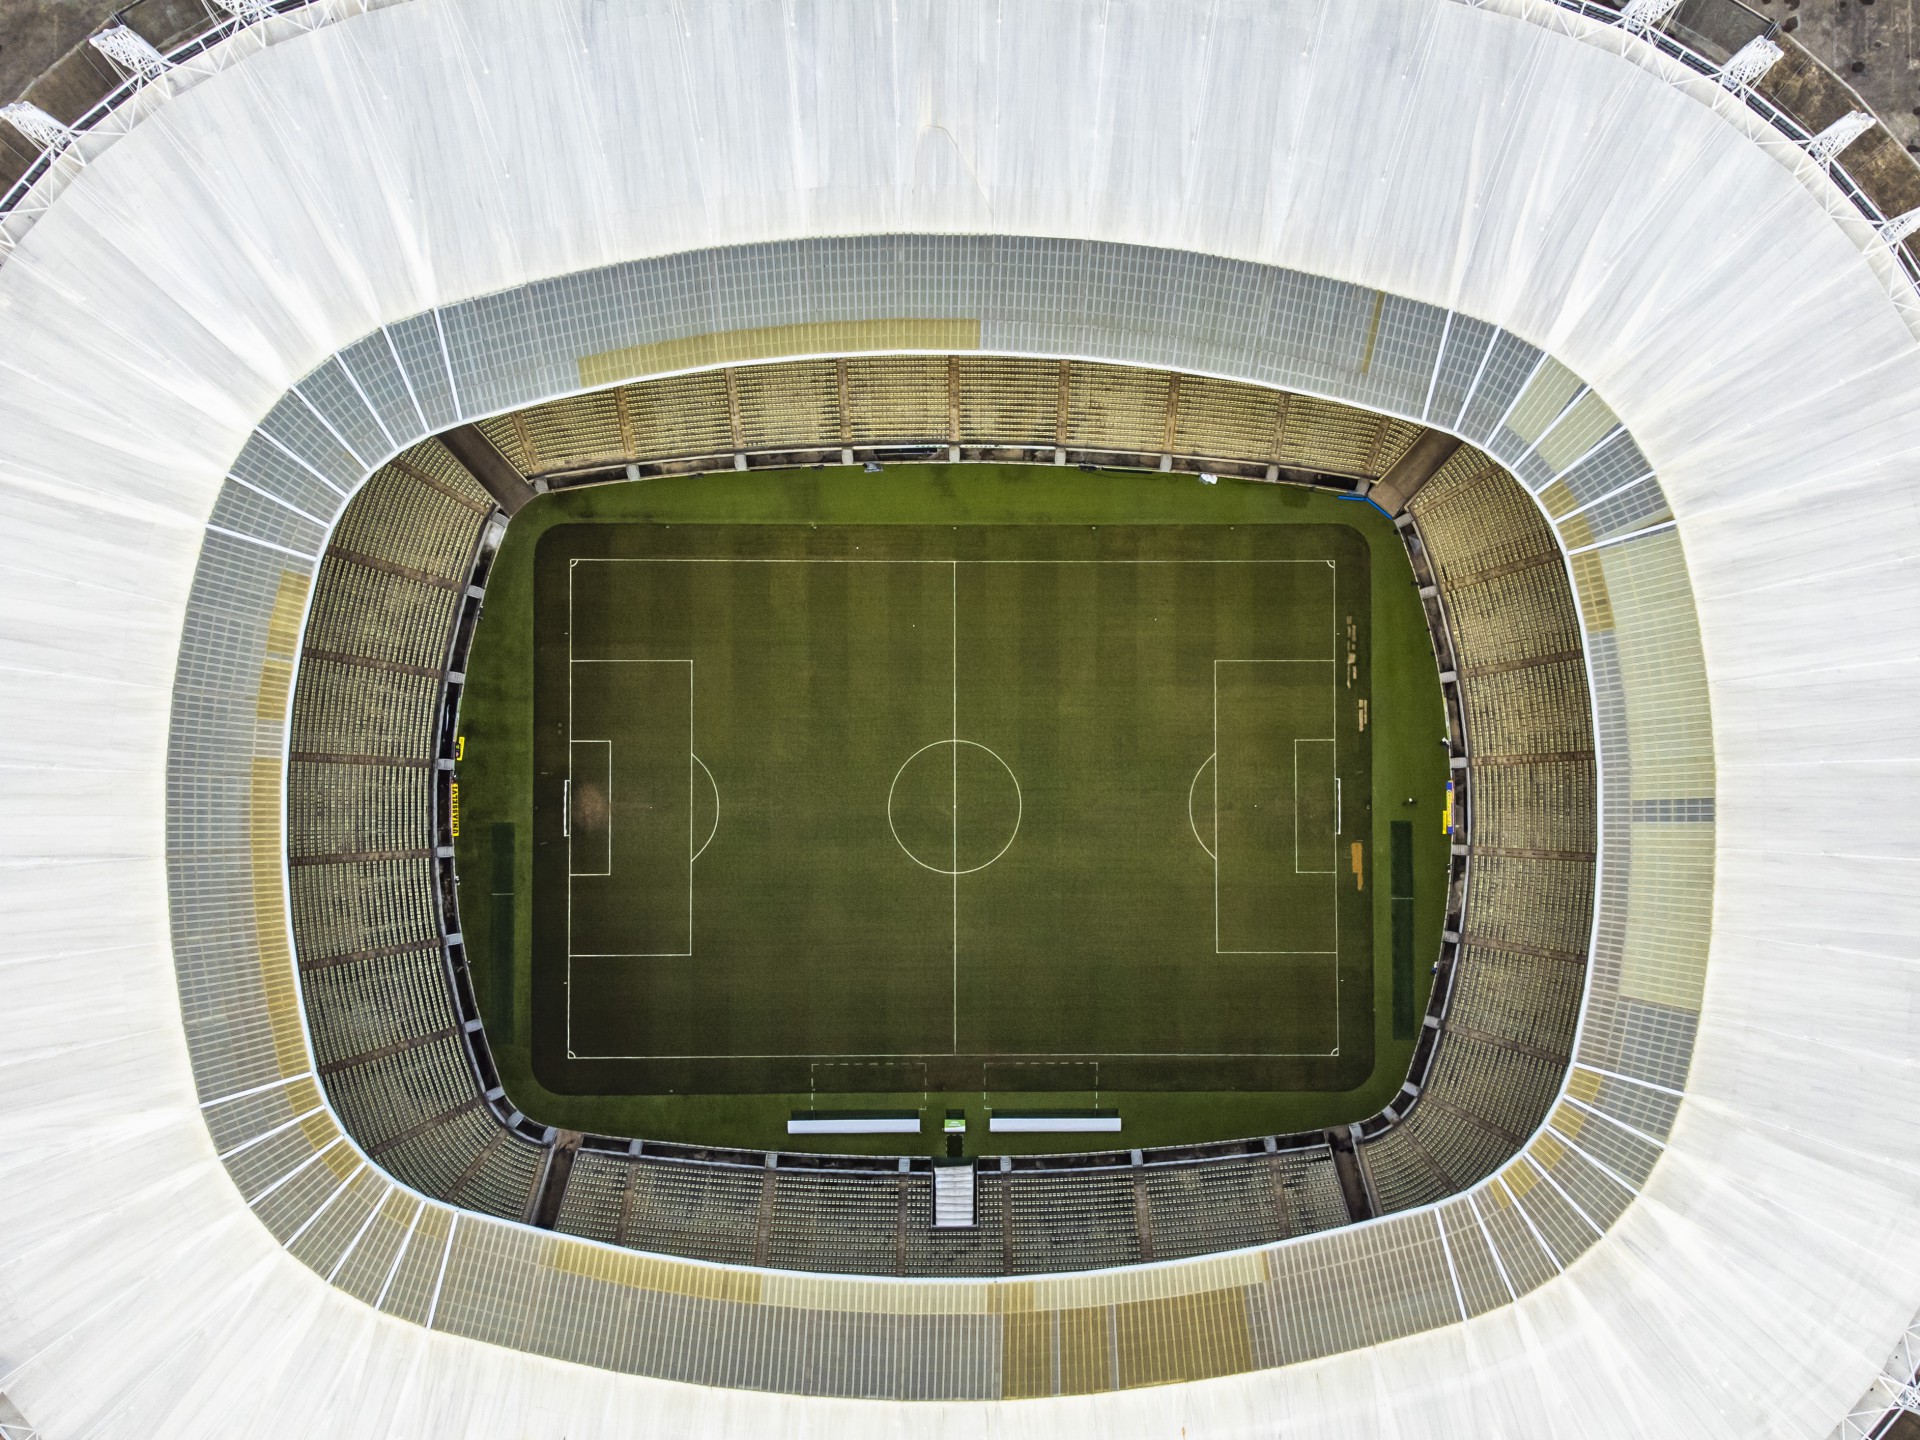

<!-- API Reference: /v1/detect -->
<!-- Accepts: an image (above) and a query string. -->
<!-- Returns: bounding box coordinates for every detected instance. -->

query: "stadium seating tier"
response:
[284,367,1595,1276]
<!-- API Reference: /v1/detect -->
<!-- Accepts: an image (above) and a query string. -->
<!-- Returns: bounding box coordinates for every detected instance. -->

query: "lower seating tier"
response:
[1461,853,1596,960]
[467,358,1444,477]
[543,1147,1352,1276]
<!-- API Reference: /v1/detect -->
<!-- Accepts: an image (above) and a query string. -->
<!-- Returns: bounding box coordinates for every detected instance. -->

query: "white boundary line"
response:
[692,755,720,862]
[565,555,1354,1064]
[1186,754,1216,860]
[560,1049,1367,1060]
[571,558,1335,567]
[1333,561,1341,1060]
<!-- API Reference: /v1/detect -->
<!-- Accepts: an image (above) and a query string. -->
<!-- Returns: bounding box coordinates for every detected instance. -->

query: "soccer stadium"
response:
[0,0,1917,1433]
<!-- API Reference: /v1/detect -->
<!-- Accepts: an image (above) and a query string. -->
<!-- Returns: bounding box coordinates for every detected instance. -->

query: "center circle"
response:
[886,739,1023,876]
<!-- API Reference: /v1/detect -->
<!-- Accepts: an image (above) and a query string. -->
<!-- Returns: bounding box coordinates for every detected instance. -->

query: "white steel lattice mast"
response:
[213,0,281,24]
[1718,37,1783,98]
[1617,0,1682,37]
[1807,110,1876,167]
[1878,207,1920,247]
[89,25,172,85]
[0,102,73,154]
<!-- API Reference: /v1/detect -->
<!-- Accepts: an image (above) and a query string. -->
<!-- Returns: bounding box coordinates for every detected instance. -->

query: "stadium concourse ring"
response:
[2,0,1919,1434]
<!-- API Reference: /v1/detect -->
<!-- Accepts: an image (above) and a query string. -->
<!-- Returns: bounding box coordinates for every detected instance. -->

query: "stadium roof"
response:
[1,0,1917,1433]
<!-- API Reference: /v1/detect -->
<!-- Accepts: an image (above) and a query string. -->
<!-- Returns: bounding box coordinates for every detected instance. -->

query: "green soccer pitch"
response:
[452,466,1450,1156]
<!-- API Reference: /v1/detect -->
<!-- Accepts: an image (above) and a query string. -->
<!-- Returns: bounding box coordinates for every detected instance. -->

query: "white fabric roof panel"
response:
[0,0,1916,1434]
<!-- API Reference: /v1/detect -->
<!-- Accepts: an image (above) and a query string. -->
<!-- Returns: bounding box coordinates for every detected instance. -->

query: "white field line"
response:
[564,555,1350,1064]
[886,740,1022,877]
[1187,754,1216,861]
[570,1048,1362,1059]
